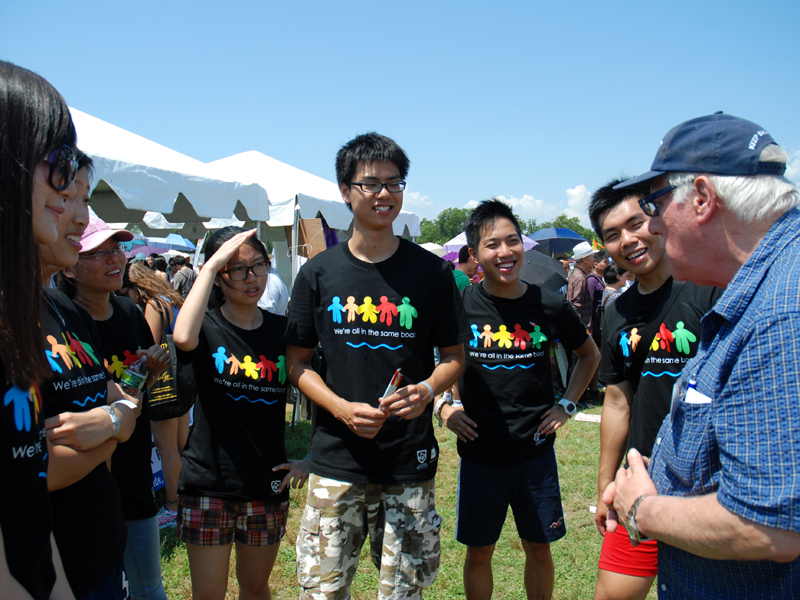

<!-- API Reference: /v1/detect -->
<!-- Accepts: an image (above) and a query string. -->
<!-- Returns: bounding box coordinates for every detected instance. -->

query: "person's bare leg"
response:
[185,543,232,600]
[521,539,554,600]
[464,544,495,600]
[235,541,281,600]
[151,418,181,510]
[594,569,655,600]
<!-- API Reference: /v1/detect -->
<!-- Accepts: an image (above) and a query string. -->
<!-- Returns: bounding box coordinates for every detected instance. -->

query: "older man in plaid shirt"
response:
[603,113,800,599]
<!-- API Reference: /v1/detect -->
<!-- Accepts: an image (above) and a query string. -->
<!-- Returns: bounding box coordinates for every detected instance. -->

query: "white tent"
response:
[206,151,421,285]
[71,108,270,224]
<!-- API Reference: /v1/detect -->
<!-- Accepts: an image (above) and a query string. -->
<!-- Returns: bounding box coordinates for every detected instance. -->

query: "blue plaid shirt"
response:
[649,208,800,599]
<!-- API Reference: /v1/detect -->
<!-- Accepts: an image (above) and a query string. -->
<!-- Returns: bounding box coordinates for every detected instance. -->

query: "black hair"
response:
[172,256,186,266]
[589,177,648,242]
[335,133,410,212]
[205,226,269,309]
[76,149,94,177]
[148,253,159,259]
[464,198,522,252]
[595,250,608,263]
[604,263,627,285]
[0,60,77,387]
[153,256,167,272]
[457,245,470,264]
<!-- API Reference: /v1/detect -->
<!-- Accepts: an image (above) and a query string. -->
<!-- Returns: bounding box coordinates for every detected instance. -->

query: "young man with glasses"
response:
[603,113,800,598]
[588,180,719,600]
[285,132,469,600]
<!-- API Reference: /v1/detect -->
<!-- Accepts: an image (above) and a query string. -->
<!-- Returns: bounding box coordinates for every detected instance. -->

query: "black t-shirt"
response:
[40,289,126,598]
[600,279,720,457]
[1,361,55,600]
[285,239,471,484]
[177,308,290,502]
[458,282,589,465]
[95,295,158,521]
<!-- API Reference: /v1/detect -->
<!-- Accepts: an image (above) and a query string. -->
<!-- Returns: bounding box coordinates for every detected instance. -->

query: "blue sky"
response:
[3,1,798,226]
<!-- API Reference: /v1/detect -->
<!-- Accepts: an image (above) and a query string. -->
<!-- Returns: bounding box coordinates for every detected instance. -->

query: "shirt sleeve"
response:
[283,266,319,349]
[716,312,800,532]
[431,265,472,348]
[554,294,590,352]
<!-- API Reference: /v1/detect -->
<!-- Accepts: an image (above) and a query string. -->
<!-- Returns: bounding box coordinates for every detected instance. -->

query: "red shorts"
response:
[597,522,658,577]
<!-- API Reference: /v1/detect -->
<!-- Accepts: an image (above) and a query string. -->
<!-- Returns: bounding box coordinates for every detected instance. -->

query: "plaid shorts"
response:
[178,494,289,546]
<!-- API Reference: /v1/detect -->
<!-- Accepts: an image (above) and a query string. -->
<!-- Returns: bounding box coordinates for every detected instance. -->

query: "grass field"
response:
[159,404,658,599]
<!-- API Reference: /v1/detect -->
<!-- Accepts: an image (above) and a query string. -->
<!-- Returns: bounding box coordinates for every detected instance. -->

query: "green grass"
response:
[159,404,657,599]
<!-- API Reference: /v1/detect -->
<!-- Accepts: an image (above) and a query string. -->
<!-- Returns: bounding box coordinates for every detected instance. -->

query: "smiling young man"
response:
[439,199,598,600]
[587,180,720,600]
[285,132,470,600]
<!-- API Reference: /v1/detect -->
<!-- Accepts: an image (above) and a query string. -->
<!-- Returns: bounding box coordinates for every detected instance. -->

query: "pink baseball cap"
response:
[80,214,134,253]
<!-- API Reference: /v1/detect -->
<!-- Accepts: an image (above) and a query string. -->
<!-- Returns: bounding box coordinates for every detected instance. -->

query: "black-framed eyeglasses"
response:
[43,145,79,192]
[348,181,406,194]
[220,261,269,282]
[80,245,126,261]
[638,185,676,217]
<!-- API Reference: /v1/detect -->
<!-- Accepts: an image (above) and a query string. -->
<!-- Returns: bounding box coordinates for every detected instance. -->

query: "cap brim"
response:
[613,170,664,190]
[80,229,135,253]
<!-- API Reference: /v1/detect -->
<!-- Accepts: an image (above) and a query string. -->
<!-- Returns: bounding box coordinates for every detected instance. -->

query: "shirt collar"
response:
[712,207,800,323]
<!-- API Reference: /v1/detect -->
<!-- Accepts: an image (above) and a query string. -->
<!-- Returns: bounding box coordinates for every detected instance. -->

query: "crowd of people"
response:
[2,59,799,600]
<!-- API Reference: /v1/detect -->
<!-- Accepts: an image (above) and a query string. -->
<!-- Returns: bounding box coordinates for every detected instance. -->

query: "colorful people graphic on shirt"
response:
[619,331,631,357]
[276,355,287,385]
[226,354,242,376]
[122,350,139,366]
[469,324,480,348]
[327,296,345,324]
[257,355,278,382]
[46,350,62,374]
[47,335,73,370]
[397,297,418,330]
[343,296,359,323]
[65,331,92,366]
[241,355,261,380]
[358,296,379,324]
[107,355,126,379]
[672,321,697,355]
[377,296,398,327]
[213,347,228,374]
[629,328,642,352]
[493,325,513,349]
[481,325,494,348]
[78,336,100,366]
[529,323,548,349]
[657,323,674,352]
[4,385,36,432]
[511,324,531,350]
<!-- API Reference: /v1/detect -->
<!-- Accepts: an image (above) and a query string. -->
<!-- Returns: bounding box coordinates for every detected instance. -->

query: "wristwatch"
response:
[558,398,577,417]
[626,495,652,543]
[101,405,120,437]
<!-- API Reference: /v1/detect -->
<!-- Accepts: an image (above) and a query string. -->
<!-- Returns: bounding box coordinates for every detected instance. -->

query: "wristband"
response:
[101,405,120,437]
[112,399,138,411]
[434,395,453,427]
[419,381,434,403]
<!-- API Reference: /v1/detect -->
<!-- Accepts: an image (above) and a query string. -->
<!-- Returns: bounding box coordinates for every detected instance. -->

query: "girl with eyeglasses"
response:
[53,212,170,600]
[172,226,308,600]
[0,59,77,600]
[38,166,168,600]
[122,261,188,530]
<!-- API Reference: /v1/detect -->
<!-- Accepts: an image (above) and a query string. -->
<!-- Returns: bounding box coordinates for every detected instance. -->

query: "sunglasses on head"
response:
[43,145,79,192]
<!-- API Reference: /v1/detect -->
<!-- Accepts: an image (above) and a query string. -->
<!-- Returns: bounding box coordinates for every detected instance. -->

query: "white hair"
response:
[668,145,800,223]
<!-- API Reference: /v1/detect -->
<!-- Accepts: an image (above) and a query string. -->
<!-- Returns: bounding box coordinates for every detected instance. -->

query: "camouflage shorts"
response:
[296,475,442,600]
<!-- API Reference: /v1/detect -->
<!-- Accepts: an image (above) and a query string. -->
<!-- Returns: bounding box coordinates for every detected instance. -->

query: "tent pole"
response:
[291,194,300,290]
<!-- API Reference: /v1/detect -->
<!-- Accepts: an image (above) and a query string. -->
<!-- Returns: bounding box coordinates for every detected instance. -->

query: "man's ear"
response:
[468,247,478,262]
[692,176,719,224]
[339,182,351,207]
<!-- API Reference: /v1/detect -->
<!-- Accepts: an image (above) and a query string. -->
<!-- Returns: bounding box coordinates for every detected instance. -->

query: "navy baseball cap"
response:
[615,112,786,190]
